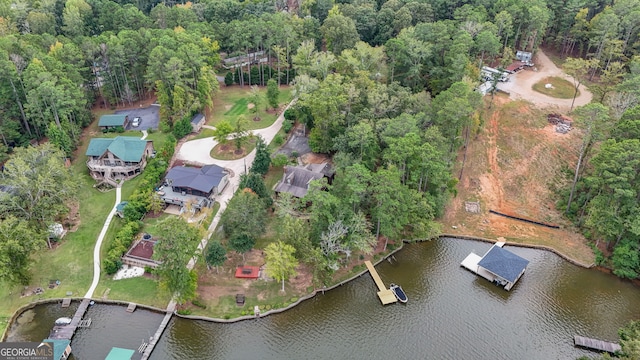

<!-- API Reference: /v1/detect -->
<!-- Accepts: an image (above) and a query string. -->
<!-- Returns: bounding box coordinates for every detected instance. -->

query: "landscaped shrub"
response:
[282,118,293,133]
[172,117,192,139]
[272,154,288,167]
[103,221,142,274]
[224,72,234,86]
[115,126,125,133]
[273,134,284,146]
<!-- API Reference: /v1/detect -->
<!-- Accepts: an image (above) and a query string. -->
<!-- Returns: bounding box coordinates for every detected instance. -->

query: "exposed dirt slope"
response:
[440,95,594,266]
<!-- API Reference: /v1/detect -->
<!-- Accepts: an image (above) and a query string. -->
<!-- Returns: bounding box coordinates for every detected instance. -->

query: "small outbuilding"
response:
[190,113,206,133]
[98,114,129,130]
[461,242,529,291]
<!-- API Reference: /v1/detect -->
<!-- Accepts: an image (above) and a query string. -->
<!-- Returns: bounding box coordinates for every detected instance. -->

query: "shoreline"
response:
[1,234,596,340]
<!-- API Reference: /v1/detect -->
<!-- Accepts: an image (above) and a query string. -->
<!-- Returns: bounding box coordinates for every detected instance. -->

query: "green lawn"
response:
[210,137,257,160]
[209,86,291,131]
[532,76,578,99]
[0,130,174,337]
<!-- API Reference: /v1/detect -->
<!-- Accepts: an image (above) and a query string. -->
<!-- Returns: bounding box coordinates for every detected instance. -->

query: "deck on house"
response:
[364,261,397,305]
[574,335,621,354]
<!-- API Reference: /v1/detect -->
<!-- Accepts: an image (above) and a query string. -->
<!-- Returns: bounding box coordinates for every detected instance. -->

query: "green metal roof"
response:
[116,201,128,212]
[99,114,127,127]
[43,339,70,360]
[105,347,135,360]
[85,136,150,162]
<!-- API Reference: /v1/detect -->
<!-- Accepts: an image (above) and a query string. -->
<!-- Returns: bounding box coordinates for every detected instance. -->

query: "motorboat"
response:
[389,283,408,303]
[54,317,72,326]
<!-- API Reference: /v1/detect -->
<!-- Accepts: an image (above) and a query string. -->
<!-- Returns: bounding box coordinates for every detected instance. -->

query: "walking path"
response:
[85,130,147,299]
[84,185,121,299]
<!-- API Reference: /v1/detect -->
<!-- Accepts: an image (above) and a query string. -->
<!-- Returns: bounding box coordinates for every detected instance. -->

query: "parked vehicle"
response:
[132,117,141,127]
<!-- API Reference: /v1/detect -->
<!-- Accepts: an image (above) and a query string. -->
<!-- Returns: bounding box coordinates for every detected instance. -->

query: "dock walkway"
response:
[49,298,91,340]
[140,304,174,360]
[364,261,397,305]
[574,335,621,353]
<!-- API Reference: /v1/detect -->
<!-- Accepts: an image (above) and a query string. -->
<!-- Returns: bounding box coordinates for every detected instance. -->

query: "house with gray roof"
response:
[274,165,326,198]
[159,165,229,211]
[85,136,154,185]
[98,114,129,130]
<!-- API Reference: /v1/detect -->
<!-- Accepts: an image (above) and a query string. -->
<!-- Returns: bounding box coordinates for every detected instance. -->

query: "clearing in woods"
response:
[441,94,595,266]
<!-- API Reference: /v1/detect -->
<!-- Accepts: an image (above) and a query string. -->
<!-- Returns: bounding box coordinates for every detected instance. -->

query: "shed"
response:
[190,113,206,132]
[115,201,128,218]
[105,347,135,360]
[98,114,129,130]
[43,339,72,360]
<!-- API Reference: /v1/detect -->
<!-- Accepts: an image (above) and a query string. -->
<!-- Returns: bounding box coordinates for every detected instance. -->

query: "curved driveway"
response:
[497,50,592,111]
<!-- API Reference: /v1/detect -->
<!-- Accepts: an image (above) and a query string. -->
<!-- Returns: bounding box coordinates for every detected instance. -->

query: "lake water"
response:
[6,238,640,359]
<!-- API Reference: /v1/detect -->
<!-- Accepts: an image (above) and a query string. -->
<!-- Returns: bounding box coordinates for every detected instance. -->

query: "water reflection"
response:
[6,239,640,360]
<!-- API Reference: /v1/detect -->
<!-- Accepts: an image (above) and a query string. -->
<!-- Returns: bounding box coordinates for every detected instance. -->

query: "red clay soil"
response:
[128,239,156,260]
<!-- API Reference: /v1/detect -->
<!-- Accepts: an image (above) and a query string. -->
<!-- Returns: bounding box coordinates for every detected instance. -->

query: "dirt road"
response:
[498,50,592,111]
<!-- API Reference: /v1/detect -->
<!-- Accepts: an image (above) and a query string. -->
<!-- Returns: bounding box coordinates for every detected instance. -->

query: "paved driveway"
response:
[497,50,592,111]
[115,105,160,131]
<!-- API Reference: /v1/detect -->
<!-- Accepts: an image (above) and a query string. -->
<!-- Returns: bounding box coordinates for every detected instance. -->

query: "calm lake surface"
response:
[6,238,640,359]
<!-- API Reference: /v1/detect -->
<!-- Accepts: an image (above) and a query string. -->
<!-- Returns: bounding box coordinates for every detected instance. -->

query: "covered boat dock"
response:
[460,242,529,291]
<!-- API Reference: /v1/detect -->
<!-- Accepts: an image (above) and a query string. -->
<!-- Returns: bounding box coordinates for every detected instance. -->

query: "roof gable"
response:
[85,136,149,162]
[274,166,324,198]
[98,114,127,127]
[165,165,226,193]
[478,245,529,283]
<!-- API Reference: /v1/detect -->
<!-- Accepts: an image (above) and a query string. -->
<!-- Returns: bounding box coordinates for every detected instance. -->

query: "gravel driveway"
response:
[497,50,592,111]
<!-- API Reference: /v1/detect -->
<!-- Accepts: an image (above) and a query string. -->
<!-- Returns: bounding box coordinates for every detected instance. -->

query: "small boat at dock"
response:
[389,283,408,303]
[54,317,72,326]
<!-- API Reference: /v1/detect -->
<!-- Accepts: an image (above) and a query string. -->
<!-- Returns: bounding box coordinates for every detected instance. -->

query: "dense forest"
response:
[2,0,640,281]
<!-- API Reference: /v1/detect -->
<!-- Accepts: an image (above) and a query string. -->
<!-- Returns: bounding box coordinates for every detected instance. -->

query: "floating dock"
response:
[126,303,137,313]
[574,335,621,354]
[364,261,397,305]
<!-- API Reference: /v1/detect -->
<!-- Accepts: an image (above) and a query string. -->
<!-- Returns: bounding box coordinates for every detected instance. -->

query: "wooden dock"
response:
[126,303,137,313]
[364,261,397,305]
[61,298,71,308]
[140,307,174,360]
[49,298,92,340]
[574,335,621,353]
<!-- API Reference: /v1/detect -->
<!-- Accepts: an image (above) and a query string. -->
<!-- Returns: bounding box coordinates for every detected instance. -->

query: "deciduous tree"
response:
[205,241,226,273]
[0,216,41,285]
[265,241,298,292]
[154,216,201,303]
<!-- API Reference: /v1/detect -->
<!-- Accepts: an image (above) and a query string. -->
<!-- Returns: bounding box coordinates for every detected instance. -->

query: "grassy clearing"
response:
[94,277,170,309]
[190,128,216,141]
[209,86,291,131]
[532,76,577,99]
[264,166,284,190]
[210,137,257,160]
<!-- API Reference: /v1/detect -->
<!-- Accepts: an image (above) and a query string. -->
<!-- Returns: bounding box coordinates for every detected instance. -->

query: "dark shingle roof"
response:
[98,114,127,127]
[274,166,324,198]
[478,245,530,283]
[165,165,226,193]
[191,113,205,125]
[85,137,149,162]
